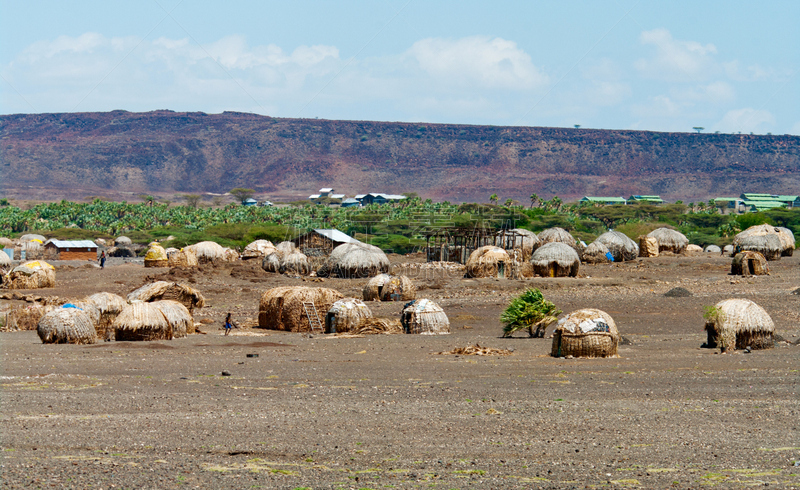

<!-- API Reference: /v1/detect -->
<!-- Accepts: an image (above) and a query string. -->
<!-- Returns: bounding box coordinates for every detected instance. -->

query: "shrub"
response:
[501,288,562,338]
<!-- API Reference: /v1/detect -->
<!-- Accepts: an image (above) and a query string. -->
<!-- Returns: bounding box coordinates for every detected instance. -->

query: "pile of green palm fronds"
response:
[501,288,561,338]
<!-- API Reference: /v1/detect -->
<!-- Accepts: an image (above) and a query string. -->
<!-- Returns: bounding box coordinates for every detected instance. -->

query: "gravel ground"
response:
[1,253,799,489]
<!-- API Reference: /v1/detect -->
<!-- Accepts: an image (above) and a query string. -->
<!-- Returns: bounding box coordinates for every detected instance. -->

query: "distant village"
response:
[241,188,406,208]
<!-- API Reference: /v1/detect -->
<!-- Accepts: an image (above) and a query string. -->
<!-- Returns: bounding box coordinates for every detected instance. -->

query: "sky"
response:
[1,1,798,134]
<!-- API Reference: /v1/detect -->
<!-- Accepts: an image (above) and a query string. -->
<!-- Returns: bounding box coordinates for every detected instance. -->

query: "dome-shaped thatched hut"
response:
[185,241,237,264]
[596,231,639,261]
[276,241,296,254]
[37,306,97,345]
[144,243,168,267]
[258,287,343,332]
[81,292,128,339]
[115,236,132,246]
[537,227,576,249]
[731,251,769,276]
[551,308,619,358]
[0,237,15,248]
[325,298,373,334]
[363,273,391,301]
[638,236,659,257]
[113,300,192,341]
[20,234,46,243]
[466,246,511,278]
[363,274,416,301]
[242,240,276,260]
[685,244,703,254]
[704,299,774,352]
[531,242,580,277]
[401,299,449,335]
[166,247,199,268]
[723,245,734,255]
[732,233,782,260]
[316,243,390,279]
[647,227,689,254]
[776,227,795,256]
[704,245,721,253]
[127,281,206,313]
[0,249,11,268]
[3,260,56,289]
[262,251,282,273]
[281,250,312,275]
[581,241,611,264]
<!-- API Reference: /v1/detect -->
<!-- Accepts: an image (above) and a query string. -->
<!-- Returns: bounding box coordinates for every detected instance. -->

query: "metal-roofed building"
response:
[293,229,364,257]
[579,196,627,205]
[44,239,99,261]
[628,195,664,204]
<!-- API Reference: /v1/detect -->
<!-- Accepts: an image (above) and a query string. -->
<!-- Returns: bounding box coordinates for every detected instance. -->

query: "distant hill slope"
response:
[1,110,798,202]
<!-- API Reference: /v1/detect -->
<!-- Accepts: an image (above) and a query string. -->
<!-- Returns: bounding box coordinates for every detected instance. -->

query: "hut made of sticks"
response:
[379,275,416,301]
[261,249,312,275]
[6,304,56,331]
[581,241,611,264]
[258,287,343,332]
[704,298,774,352]
[242,240,276,260]
[638,236,659,257]
[37,306,97,345]
[127,281,206,312]
[144,243,168,267]
[325,298,373,333]
[316,243,390,279]
[401,299,450,335]
[731,251,769,276]
[362,273,391,301]
[113,300,192,341]
[81,292,128,339]
[733,225,793,259]
[776,227,795,256]
[647,227,689,254]
[166,247,199,268]
[596,231,639,261]
[551,308,619,358]
[3,260,56,289]
[465,246,512,278]
[704,245,722,253]
[185,241,236,264]
[496,228,539,260]
[531,242,580,277]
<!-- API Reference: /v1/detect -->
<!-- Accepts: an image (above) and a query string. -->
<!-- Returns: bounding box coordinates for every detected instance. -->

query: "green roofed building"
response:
[743,200,788,212]
[740,193,799,208]
[580,196,627,205]
[628,195,664,204]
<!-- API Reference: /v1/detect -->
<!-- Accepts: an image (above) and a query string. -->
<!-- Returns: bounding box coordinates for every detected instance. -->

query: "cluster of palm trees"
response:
[488,193,565,212]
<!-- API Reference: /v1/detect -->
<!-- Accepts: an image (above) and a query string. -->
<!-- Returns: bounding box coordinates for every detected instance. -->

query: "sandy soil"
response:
[1,253,799,489]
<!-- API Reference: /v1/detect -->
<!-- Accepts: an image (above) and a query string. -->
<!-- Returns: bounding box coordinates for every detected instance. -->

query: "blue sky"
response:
[2,1,798,134]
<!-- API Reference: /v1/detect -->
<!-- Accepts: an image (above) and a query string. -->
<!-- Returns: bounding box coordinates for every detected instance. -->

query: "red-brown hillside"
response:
[1,110,798,202]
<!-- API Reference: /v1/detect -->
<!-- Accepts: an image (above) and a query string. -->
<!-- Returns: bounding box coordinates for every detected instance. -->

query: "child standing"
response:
[224,313,233,336]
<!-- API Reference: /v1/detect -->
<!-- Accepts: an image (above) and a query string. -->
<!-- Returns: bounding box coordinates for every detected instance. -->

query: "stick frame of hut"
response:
[730,251,769,276]
[43,239,98,261]
[293,229,363,257]
[425,227,527,264]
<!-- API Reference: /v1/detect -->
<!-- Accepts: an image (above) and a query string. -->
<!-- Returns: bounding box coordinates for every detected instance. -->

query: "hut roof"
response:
[127,281,206,309]
[21,234,46,243]
[242,240,276,259]
[276,241,296,254]
[115,236,132,246]
[401,298,450,335]
[537,227,576,248]
[0,237,14,247]
[733,233,783,260]
[552,308,619,358]
[647,227,689,253]
[37,307,97,344]
[151,300,192,338]
[532,242,580,268]
[0,249,10,267]
[734,225,793,255]
[83,292,128,315]
[325,298,373,333]
[281,249,312,275]
[145,244,168,261]
[113,300,190,341]
[596,231,639,261]
[704,245,721,253]
[317,243,390,278]
[706,298,774,351]
[581,241,610,263]
[185,241,232,262]
[466,246,511,278]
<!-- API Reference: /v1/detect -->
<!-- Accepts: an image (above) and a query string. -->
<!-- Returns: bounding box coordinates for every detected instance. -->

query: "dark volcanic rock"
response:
[664,287,693,297]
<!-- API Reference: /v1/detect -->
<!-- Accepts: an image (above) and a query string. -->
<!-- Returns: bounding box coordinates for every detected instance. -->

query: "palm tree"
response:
[529,193,539,209]
[489,194,499,205]
[504,198,515,207]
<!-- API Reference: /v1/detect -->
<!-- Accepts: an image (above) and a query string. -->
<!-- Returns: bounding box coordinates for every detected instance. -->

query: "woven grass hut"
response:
[551,308,618,358]
[379,275,416,302]
[16,239,44,260]
[362,273,391,301]
[3,260,56,289]
[776,227,795,256]
[685,244,704,254]
[531,242,580,277]
[258,287,343,332]
[37,306,97,345]
[144,243,168,267]
[596,231,639,261]
[704,298,774,352]
[647,227,689,254]
[166,247,199,268]
[20,234,46,243]
[262,251,282,273]
[723,245,734,255]
[115,236,132,246]
[127,281,206,313]
[0,249,11,268]
[281,250,312,275]
[6,304,56,331]
[581,241,611,264]
[731,251,769,276]
[0,237,15,248]
[185,241,236,264]
[113,300,191,341]
[276,241,296,254]
[537,227,577,249]
[317,243,390,279]
[466,246,512,278]
[324,298,373,333]
[81,292,128,339]
[242,240,276,260]
[704,245,721,253]
[638,236,659,258]
[401,299,450,335]
[732,233,782,261]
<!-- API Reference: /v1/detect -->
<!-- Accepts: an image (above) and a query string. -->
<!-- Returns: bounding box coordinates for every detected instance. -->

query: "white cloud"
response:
[672,81,735,105]
[407,36,547,90]
[635,28,718,82]
[714,108,776,134]
[789,121,800,136]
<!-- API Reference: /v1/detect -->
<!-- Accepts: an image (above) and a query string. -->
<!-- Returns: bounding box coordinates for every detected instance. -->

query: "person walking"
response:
[224,313,233,336]
[100,250,106,269]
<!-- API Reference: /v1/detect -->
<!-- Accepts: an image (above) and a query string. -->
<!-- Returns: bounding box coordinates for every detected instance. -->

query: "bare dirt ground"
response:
[2,253,799,489]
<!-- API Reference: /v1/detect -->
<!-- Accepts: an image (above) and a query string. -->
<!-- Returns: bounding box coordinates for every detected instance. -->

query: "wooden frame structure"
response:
[425,228,527,264]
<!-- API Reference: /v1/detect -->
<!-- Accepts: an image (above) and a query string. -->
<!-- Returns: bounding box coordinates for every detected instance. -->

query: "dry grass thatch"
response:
[166,247,199,268]
[638,236,659,258]
[70,300,101,328]
[723,245,734,255]
[144,243,168,267]
[401,299,450,335]
[531,242,580,277]
[362,273,391,301]
[596,231,639,261]
[733,225,790,260]
[551,308,619,358]
[82,292,128,339]
[242,240,276,260]
[0,249,11,267]
[6,304,55,331]
[685,244,704,254]
[115,236,132,246]
[465,246,511,278]
[0,237,14,247]
[379,275,416,301]
[258,287,344,332]
[127,281,206,312]
[351,317,402,335]
[37,307,97,345]
[581,241,610,264]
[262,252,282,273]
[4,261,56,289]
[113,300,191,341]
[776,227,795,256]
[647,227,689,254]
[731,251,769,276]
[276,241,296,254]
[185,241,234,263]
[705,298,774,352]
[435,344,513,356]
[317,243,390,279]
[704,245,721,253]
[281,250,312,275]
[537,227,577,249]
[324,298,373,333]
